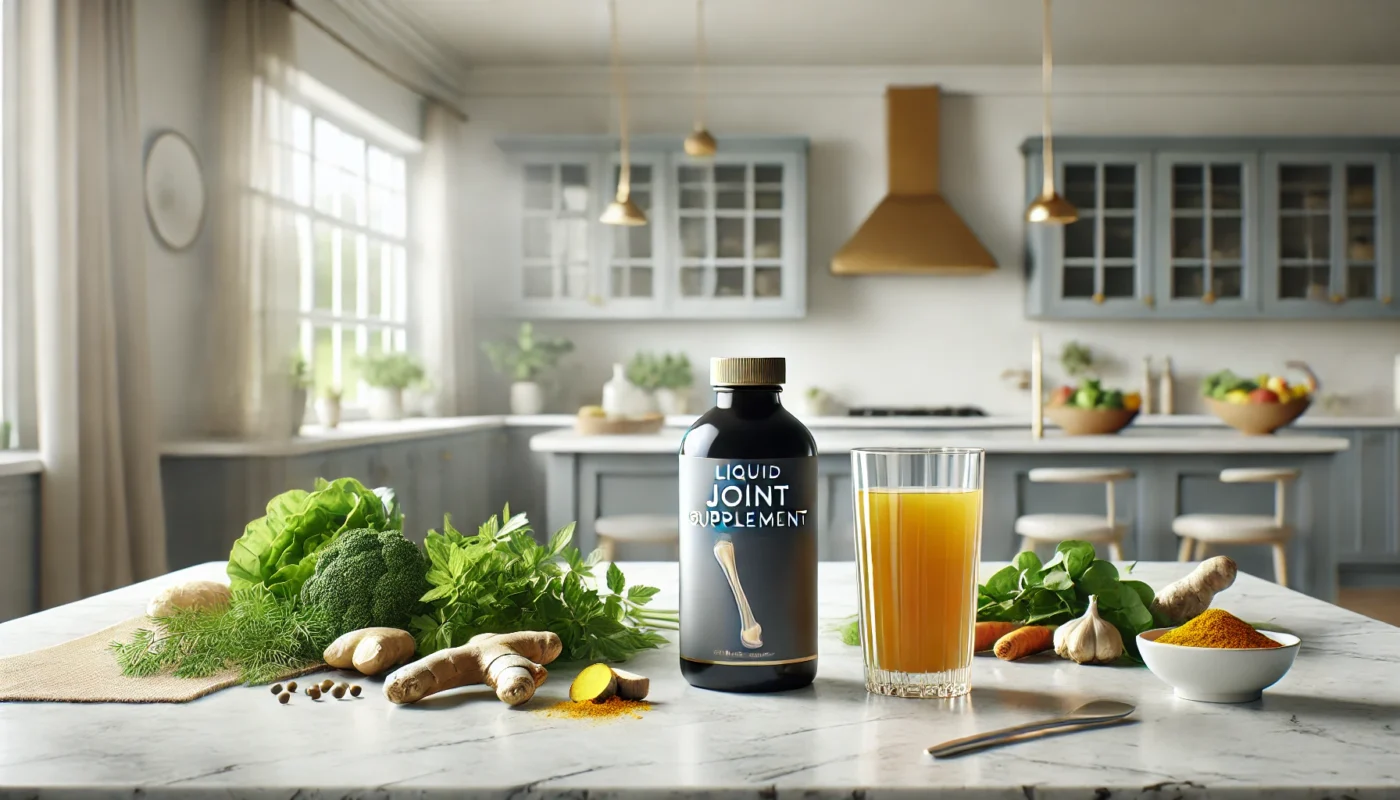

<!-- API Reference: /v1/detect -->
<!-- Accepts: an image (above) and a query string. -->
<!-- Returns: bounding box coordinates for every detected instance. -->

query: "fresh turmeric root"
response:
[1151,556,1238,625]
[974,621,1021,652]
[383,631,562,706]
[993,625,1055,661]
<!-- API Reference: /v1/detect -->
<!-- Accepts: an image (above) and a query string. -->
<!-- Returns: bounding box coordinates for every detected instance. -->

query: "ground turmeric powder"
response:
[1155,608,1280,649]
[536,696,651,721]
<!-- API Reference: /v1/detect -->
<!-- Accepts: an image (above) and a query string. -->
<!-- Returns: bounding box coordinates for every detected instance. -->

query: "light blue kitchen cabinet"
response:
[498,135,807,320]
[1024,137,1400,320]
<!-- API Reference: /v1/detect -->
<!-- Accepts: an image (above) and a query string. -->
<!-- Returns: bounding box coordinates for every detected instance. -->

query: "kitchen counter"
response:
[2,560,1397,799]
[530,427,1352,455]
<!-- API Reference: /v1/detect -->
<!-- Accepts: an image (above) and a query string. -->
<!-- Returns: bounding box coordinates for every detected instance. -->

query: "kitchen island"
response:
[2,560,1397,799]
[532,429,1349,599]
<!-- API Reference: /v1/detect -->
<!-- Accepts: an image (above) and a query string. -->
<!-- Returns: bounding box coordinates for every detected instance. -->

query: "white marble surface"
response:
[531,427,1352,455]
[2,561,1397,799]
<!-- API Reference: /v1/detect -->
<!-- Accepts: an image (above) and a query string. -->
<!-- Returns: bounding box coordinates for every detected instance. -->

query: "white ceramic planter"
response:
[654,387,690,416]
[510,381,545,415]
[315,396,342,429]
[366,386,404,421]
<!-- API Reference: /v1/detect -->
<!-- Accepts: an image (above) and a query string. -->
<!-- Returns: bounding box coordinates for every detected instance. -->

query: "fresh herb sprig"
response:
[977,540,1163,658]
[110,586,335,685]
[412,507,677,663]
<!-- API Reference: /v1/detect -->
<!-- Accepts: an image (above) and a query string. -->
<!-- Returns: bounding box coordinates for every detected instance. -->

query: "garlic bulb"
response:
[1054,595,1124,665]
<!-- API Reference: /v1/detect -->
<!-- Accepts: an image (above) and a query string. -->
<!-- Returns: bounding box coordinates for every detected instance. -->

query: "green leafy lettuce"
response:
[413,506,677,662]
[977,540,1164,659]
[227,477,400,599]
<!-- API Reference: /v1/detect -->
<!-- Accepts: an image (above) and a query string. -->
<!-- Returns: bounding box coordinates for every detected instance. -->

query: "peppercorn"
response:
[320,679,334,691]
[337,682,349,691]
[270,683,282,694]
[286,681,297,692]
[308,687,321,700]
[350,685,362,697]
[277,692,290,705]
[331,685,346,699]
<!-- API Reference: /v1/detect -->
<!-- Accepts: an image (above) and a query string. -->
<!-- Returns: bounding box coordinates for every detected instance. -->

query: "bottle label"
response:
[678,456,818,666]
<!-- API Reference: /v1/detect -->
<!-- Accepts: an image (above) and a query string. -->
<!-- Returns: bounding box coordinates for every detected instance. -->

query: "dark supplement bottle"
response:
[678,357,817,692]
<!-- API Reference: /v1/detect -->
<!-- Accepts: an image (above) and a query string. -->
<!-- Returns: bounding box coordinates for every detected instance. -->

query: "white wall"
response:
[133,0,218,440]
[464,67,1400,416]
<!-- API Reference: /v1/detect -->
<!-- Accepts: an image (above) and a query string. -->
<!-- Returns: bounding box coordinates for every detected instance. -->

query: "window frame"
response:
[274,92,417,417]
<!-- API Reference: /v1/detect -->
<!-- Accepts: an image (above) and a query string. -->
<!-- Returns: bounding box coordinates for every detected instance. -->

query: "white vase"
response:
[510,381,545,415]
[315,396,342,429]
[367,386,404,421]
[402,387,427,417]
[654,387,690,416]
[291,387,308,436]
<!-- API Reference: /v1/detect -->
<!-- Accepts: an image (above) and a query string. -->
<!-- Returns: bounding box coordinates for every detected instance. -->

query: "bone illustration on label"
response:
[713,537,763,649]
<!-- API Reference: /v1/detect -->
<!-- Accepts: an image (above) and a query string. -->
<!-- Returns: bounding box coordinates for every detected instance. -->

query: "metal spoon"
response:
[926,700,1136,758]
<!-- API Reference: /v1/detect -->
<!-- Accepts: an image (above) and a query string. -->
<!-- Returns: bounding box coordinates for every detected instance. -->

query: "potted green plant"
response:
[357,352,426,421]
[315,386,343,429]
[481,322,573,415]
[290,351,312,435]
[652,353,694,415]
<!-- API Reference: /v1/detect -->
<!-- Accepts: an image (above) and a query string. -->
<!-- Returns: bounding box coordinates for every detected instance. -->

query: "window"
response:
[271,104,409,406]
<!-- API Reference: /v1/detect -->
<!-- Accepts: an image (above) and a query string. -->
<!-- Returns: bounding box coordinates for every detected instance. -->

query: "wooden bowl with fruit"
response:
[1202,362,1317,436]
[1045,380,1142,436]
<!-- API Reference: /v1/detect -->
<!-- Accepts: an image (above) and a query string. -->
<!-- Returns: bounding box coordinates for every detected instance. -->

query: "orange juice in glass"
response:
[851,448,984,698]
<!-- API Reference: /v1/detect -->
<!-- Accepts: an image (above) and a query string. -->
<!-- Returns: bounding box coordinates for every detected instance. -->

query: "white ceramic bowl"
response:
[1137,627,1300,703]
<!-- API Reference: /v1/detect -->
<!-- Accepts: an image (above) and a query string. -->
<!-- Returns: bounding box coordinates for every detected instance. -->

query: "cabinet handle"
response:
[1202,292,1216,305]
[1142,294,1155,308]
[1330,294,1345,305]
[1092,292,1105,305]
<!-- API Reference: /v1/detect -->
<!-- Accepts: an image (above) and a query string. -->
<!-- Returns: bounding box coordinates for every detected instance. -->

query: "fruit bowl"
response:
[1044,406,1139,436]
[1206,397,1310,436]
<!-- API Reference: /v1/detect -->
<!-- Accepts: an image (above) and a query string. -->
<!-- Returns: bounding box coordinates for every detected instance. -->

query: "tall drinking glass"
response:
[851,447,985,698]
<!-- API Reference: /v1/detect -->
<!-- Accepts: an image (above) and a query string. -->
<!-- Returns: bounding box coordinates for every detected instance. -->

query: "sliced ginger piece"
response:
[569,662,618,703]
[610,667,649,700]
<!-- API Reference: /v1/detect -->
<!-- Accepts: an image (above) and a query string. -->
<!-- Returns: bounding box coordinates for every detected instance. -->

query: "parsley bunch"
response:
[412,507,677,662]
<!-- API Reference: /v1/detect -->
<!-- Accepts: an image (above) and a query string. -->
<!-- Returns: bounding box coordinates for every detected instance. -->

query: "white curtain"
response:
[208,0,300,439]
[22,0,167,606]
[414,103,468,416]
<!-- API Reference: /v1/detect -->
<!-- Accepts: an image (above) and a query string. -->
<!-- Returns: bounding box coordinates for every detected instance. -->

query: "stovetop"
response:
[846,406,988,417]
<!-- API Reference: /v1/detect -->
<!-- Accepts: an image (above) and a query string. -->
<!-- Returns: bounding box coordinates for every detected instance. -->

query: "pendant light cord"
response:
[1040,0,1056,196]
[610,0,631,202]
[693,0,707,133]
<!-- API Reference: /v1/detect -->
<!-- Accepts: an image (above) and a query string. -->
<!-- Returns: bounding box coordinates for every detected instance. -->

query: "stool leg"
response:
[1194,540,1210,560]
[1108,540,1124,561]
[1271,543,1289,588]
[598,536,616,563]
[1177,537,1194,562]
[1020,537,1035,556]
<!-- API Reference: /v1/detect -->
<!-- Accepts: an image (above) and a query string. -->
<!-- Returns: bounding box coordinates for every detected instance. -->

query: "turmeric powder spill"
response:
[1156,608,1281,649]
[537,696,652,721]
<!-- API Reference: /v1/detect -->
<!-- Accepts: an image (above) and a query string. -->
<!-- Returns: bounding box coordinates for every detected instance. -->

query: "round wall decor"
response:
[143,130,206,251]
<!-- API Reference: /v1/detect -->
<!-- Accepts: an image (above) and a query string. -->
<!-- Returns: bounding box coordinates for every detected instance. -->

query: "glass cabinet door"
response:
[1265,154,1391,313]
[674,157,790,305]
[519,159,595,305]
[606,158,663,304]
[1054,158,1148,308]
[1156,155,1254,311]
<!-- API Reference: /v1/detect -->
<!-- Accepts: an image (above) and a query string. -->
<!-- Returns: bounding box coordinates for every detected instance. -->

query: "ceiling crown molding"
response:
[294,0,471,106]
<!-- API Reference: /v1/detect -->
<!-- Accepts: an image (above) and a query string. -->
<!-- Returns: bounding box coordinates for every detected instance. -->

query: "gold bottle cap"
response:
[710,357,786,386]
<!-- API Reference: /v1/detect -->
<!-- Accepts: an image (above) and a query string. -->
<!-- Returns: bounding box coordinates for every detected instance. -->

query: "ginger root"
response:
[146,580,231,618]
[569,663,652,704]
[383,631,562,706]
[323,627,416,676]
[1151,555,1238,625]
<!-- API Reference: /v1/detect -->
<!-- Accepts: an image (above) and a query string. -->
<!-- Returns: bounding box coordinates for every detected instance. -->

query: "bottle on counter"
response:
[601,363,649,418]
[1141,356,1154,415]
[678,357,818,693]
[1160,357,1176,415]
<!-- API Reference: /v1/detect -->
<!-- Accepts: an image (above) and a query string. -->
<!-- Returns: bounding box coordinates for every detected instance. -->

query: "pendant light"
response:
[601,0,647,226]
[682,0,717,157]
[1025,0,1078,225]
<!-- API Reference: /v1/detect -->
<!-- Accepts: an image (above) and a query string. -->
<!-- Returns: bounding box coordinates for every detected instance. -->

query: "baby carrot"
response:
[993,625,1055,661]
[974,621,1021,652]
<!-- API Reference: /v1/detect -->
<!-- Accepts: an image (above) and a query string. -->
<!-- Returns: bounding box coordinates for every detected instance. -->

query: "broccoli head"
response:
[300,528,429,637]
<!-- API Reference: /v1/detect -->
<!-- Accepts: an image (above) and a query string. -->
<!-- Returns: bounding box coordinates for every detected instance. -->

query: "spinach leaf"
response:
[1042,569,1074,592]
[1078,560,1121,598]
[980,565,1021,600]
[1014,551,1043,574]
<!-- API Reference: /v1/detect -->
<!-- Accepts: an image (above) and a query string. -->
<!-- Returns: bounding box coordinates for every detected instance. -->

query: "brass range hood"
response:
[832,86,996,275]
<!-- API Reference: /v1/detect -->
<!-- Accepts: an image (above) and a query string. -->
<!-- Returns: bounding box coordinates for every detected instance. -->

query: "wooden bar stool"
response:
[594,514,679,561]
[1172,468,1298,587]
[1014,467,1134,560]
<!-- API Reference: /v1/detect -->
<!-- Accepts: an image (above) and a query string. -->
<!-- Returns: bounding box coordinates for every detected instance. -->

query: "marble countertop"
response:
[2,561,1397,798]
[531,427,1352,455]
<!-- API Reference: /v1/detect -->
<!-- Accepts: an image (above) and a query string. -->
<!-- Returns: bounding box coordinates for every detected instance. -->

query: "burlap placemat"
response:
[0,616,243,703]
